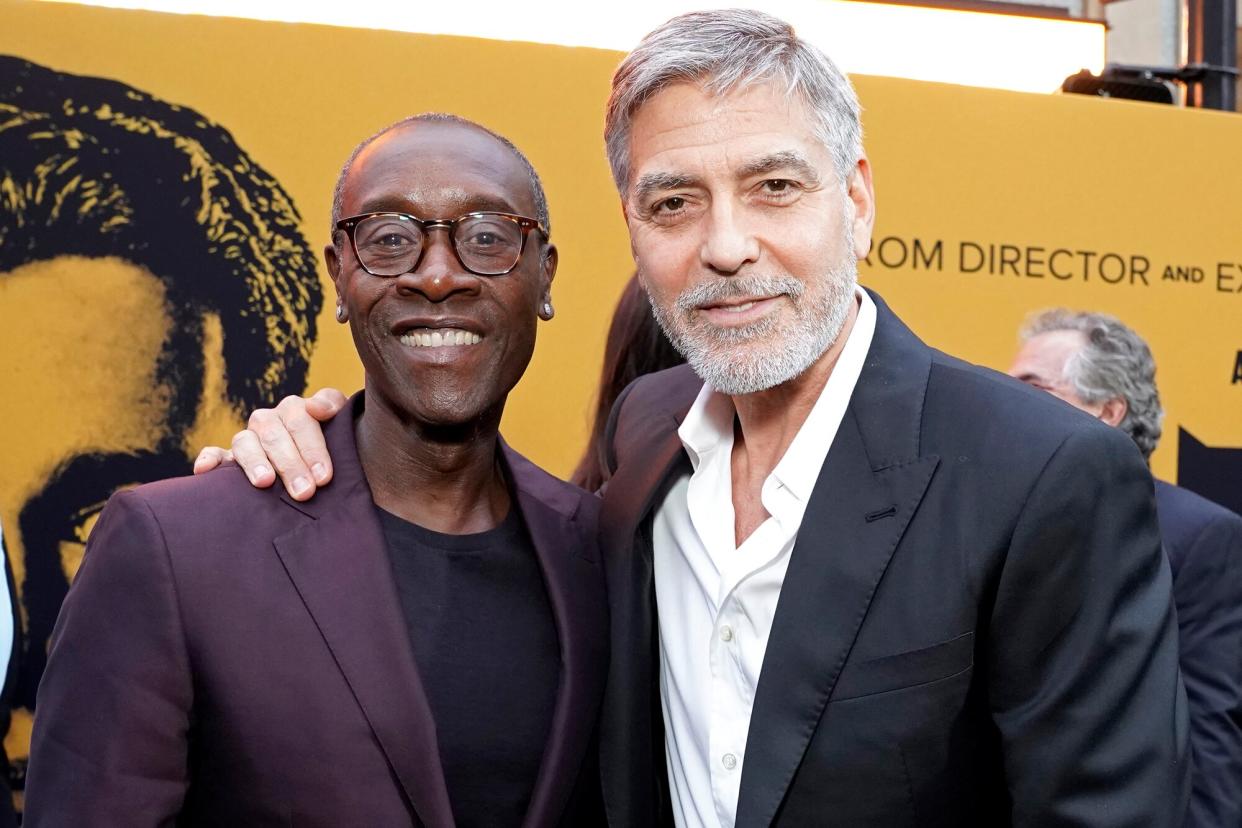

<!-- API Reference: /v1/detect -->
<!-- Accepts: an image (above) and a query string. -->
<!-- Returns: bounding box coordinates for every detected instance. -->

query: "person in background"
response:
[1009,307,1242,828]
[571,275,684,492]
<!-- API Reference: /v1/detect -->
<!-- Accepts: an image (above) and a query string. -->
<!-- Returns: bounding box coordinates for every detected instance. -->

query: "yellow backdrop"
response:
[1,0,1240,779]
[4,1,1238,482]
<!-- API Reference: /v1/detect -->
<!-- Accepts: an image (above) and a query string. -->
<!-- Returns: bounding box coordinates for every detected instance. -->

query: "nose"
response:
[700,199,760,276]
[394,226,479,302]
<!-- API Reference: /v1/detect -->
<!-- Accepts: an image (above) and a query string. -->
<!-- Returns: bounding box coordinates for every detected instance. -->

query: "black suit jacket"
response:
[1154,479,1242,828]
[598,292,1189,827]
[26,397,608,827]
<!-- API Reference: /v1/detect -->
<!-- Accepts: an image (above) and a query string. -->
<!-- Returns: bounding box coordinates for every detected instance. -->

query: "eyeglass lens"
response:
[353,214,526,276]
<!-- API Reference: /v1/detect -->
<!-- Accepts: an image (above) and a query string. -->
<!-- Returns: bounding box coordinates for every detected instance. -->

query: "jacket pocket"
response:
[830,631,974,702]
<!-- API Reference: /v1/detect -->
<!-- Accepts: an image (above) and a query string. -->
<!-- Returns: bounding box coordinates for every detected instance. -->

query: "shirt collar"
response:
[678,376,735,472]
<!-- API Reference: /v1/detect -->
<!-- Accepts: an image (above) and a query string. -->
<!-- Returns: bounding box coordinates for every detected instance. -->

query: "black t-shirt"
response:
[378,505,561,828]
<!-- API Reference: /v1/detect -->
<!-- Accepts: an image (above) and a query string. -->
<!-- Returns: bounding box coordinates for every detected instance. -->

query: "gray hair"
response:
[1021,309,1164,460]
[604,8,863,194]
[329,112,550,242]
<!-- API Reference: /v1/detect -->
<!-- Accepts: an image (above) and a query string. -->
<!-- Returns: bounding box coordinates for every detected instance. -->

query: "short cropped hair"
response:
[604,8,863,193]
[1021,309,1164,460]
[329,112,551,241]
[0,56,322,432]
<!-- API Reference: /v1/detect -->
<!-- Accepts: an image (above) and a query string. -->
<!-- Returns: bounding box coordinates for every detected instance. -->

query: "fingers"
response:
[230,428,278,489]
[305,388,348,421]
[295,389,347,489]
[192,446,234,475]
[216,390,346,500]
[274,394,335,493]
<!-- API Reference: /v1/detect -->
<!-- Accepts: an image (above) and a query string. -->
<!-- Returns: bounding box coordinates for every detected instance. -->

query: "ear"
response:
[847,156,877,261]
[1098,396,1128,428]
[537,243,558,320]
[324,243,347,323]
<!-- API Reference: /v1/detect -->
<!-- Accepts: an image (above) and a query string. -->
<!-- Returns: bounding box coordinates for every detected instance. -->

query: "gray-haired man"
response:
[205,10,1190,827]
[1011,309,1242,828]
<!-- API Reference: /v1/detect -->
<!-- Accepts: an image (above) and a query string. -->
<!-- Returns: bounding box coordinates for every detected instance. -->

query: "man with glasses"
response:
[23,114,607,827]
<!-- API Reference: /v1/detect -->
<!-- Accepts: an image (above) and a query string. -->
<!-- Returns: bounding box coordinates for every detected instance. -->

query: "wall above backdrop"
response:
[35,0,1106,94]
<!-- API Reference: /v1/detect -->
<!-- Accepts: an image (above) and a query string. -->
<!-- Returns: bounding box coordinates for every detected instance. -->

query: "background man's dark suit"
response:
[25,406,607,827]
[598,292,1189,827]
[1154,479,1242,827]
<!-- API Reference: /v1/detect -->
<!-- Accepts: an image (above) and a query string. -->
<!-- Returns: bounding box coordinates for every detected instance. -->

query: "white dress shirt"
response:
[653,288,876,828]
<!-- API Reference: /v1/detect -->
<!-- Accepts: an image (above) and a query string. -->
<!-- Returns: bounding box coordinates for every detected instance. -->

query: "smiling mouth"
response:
[706,299,764,313]
[698,295,781,315]
[398,327,483,348]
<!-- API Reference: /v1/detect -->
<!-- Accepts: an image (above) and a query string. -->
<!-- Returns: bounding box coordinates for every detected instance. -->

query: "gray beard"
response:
[648,261,857,396]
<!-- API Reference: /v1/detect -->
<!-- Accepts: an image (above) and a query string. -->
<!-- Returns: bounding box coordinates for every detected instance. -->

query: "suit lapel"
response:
[500,445,609,828]
[735,293,942,827]
[734,411,938,828]
[272,404,455,828]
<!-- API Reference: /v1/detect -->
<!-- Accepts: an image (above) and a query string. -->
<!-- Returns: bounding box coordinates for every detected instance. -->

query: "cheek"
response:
[775,223,847,276]
[345,280,390,328]
[1048,386,1093,413]
[633,231,695,302]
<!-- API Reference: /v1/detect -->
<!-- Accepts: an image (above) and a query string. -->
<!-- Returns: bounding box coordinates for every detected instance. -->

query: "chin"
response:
[406,393,493,428]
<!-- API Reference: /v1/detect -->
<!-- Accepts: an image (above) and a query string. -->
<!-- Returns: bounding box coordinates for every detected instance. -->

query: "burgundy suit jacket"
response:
[24,401,607,827]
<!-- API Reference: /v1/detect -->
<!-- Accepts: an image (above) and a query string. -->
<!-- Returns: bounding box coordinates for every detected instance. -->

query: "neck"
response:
[728,296,859,546]
[356,389,510,534]
[731,294,860,471]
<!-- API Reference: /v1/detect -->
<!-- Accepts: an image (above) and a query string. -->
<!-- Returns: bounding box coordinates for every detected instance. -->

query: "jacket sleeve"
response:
[987,426,1190,827]
[1174,509,1242,828]
[23,489,192,827]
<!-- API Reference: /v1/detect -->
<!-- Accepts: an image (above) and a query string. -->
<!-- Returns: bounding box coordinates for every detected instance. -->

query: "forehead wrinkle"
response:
[351,182,522,219]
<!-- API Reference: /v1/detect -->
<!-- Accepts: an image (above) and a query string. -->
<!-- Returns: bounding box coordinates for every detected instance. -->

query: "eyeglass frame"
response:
[334,210,550,278]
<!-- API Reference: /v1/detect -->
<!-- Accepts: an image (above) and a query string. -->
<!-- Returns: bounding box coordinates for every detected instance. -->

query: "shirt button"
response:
[722,753,738,770]
[720,625,734,642]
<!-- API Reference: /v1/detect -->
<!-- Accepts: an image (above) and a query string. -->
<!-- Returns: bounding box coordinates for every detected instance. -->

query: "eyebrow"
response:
[630,150,824,203]
[737,150,823,186]
[631,172,701,203]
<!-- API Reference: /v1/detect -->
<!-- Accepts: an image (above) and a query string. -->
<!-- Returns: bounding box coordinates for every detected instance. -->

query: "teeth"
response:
[398,328,482,348]
[721,301,756,313]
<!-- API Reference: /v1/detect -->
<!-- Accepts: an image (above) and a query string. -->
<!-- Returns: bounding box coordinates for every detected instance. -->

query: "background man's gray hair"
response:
[603,8,863,194]
[329,112,551,242]
[1021,308,1164,460]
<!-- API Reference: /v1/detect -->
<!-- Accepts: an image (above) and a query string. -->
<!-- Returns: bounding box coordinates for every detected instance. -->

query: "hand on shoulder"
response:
[192,388,348,501]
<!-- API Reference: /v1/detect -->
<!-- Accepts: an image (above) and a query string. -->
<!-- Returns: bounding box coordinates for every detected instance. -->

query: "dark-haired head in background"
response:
[571,274,684,493]
[0,55,322,784]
